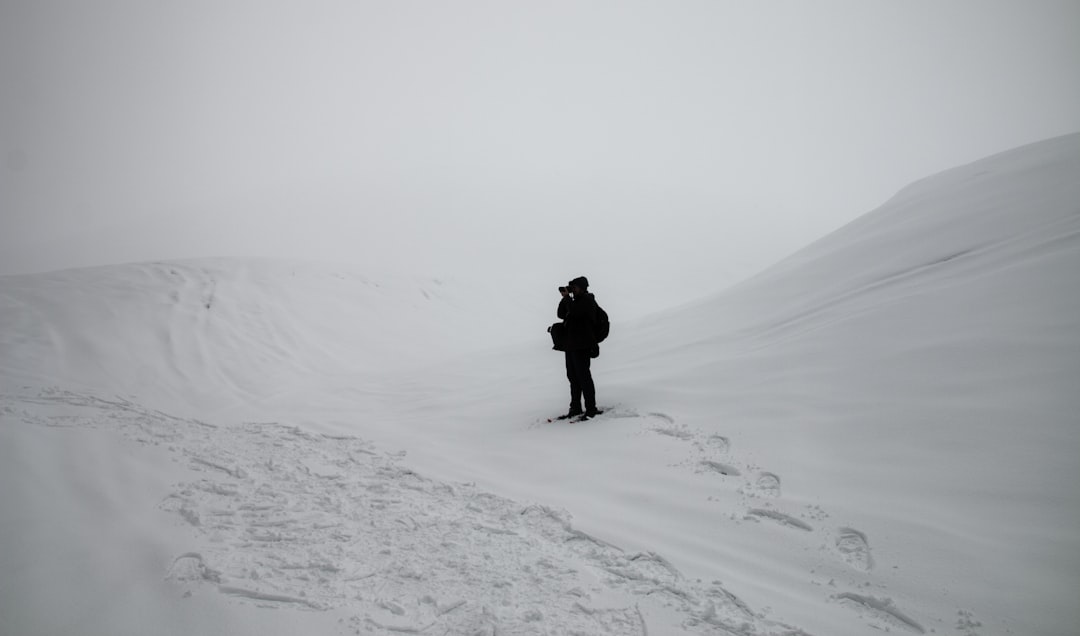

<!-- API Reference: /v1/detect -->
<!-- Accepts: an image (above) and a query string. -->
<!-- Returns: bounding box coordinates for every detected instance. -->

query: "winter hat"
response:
[568,276,589,290]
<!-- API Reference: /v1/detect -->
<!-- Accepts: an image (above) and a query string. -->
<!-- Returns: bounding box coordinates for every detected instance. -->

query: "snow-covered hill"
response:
[0,259,545,418]
[603,132,1080,634]
[365,133,1080,635]
[2,133,1077,636]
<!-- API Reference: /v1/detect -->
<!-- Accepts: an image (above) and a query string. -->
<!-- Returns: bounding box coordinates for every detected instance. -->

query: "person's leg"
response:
[566,350,596,415]
[576,353,597,414]
[565,351,583,415]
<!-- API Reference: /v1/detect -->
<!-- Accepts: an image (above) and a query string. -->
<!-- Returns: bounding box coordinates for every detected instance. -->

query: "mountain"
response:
[1,133,1077,636]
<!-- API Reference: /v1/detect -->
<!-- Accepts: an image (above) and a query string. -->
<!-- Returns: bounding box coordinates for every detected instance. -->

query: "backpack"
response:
[547,322,566,351]
[594,304,610,343]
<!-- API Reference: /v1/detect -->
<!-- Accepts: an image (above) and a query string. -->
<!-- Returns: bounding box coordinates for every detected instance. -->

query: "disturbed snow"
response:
[2,133,1078,636]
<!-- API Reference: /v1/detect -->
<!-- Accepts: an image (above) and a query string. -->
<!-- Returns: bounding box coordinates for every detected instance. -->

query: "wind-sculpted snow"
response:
[1,389,804,635]
[2,134,1078,636]
[0,258,542,417]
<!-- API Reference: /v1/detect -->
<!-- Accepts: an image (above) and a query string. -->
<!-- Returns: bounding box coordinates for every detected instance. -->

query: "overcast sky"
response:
[2,1,1078,309]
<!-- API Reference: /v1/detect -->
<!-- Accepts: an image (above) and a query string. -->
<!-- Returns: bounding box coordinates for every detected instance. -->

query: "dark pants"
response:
[565,349,596,413]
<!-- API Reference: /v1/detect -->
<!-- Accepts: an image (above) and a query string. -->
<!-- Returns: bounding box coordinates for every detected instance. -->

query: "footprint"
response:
[835,527,873,572]
[700,460,741,477]
[746,508,813,531]
[651,425,694,441]
[646,412,693,441]
[752,472,781,497]
[835,593,924,633]
[703,434,730,452]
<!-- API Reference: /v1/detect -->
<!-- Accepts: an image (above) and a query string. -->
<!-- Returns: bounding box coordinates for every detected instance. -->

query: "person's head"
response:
[568,276,589,295]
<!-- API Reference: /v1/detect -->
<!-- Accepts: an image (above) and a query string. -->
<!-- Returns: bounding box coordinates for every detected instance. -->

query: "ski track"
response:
[3,389,813,636]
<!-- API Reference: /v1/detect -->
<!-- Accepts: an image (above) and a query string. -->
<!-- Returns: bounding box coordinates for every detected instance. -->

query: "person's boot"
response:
[556,405,584,420]
[582,407,603,420]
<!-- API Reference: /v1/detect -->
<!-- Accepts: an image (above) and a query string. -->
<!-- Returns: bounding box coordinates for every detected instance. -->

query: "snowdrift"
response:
[2,133,1078,636]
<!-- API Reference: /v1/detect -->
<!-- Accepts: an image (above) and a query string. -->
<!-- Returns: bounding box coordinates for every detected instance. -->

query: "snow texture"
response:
[2,133,1078,636]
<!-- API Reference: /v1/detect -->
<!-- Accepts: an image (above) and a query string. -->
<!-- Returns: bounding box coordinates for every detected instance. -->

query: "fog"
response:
[2,1,1078,312]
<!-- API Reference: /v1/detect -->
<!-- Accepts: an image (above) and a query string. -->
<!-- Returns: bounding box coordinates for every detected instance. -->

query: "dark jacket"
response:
[557,293,599,351]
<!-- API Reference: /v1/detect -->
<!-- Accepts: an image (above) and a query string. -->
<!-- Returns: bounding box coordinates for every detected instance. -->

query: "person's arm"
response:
[557,295,572,319]
[565,294,597,323]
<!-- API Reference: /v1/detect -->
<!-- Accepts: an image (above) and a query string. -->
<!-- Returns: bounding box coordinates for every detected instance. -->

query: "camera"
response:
[558,286,568,293]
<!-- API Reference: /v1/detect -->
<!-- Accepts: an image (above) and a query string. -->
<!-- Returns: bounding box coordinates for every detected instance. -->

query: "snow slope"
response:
[0,259,546,418]
[346,133,1080,635]
[2,133,1078,636]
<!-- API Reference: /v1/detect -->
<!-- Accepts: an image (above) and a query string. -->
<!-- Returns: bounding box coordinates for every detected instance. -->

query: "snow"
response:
[2,133,1079,635]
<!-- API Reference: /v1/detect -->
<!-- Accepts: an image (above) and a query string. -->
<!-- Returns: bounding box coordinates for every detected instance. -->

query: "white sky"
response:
[2,1,1078,308]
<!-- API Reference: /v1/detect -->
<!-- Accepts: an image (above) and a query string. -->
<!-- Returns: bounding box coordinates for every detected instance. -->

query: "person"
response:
[556,276,602,419]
